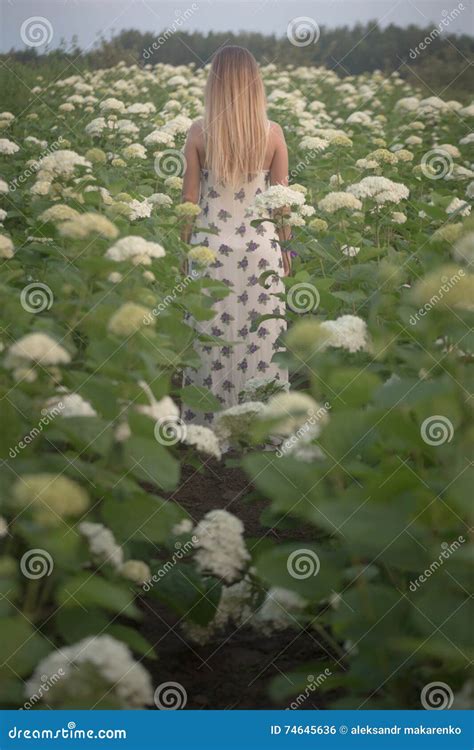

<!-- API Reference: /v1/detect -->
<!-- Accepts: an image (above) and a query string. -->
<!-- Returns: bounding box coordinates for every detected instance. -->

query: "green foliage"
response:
[0,53,471,711]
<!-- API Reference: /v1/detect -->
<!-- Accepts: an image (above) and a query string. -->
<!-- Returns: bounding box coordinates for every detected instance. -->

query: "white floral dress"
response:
[183,169,288,424]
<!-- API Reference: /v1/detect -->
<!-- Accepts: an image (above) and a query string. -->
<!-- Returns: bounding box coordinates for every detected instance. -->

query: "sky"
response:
[1,0,472,52]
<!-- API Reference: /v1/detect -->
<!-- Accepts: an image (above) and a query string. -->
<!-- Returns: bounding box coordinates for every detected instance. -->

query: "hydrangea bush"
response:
[0,61,472,709]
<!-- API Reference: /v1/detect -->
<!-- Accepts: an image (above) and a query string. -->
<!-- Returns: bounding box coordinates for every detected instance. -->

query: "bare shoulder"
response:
[187,118,205,142]
[268,120,286,142]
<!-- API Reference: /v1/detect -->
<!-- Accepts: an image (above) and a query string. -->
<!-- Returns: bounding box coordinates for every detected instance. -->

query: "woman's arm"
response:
[180,121,202,243]
[269,123,292,276]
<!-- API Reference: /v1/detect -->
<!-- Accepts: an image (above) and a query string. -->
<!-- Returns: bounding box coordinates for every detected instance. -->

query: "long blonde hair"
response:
[203,46,268,186]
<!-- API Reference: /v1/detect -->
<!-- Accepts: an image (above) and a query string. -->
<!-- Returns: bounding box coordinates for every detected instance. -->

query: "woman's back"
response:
[181,46,289,424]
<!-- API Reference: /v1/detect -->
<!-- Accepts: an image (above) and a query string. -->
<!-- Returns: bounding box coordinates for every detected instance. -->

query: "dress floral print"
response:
[183,169,288,424]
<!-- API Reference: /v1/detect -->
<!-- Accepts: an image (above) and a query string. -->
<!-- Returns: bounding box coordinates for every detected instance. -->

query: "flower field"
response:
[0,62,473,711]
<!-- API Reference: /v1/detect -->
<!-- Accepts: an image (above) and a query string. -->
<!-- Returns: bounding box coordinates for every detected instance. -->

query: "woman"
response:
[181,46,291,424]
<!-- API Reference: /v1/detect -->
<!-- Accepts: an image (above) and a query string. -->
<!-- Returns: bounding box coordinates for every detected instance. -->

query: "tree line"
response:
[2,23,473,107]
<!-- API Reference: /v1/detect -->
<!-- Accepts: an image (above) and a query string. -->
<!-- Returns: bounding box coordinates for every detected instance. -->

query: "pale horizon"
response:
[1,0,472,53]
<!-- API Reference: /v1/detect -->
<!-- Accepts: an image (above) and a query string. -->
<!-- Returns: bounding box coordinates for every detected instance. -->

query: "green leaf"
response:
[255,543,342,601]
[0,617,51,678]
[179,384,221,411]
[107,624,157,659]
[101,492,184,543]
[56,574,141,619]
[147,562,221,625]
[124,435,180,490]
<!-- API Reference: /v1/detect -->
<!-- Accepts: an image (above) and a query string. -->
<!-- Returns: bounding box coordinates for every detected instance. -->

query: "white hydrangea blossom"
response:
[346,176,410,205]
[147,192,173,207]
[79,521,124,569]
[25,635,153,708]
[99,97,126,113]
[263,392,328,437]
[320,314,371,353]
[252,184,305,212]
[0,138,20,155]
[341,244,360,257]
[318,192,362,213]
[6,333,71,367]
[299,136,329,152]
[0,234,14,258]
[143,130,175,148]
[36,149,91,178]
[251,587,307,635]
[106,236,165,263]
[446,197,471,217]
[135,380,180,421]
[44,391,97,418]
[239,375,290,404]
[183,576,255,645]
[194,509,250,583]
[214,401,266,444]
[128,199,152,221]
[182,424,221,460]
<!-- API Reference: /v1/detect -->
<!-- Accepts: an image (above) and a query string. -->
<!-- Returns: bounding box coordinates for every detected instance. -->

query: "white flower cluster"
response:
[5,333,71,373]
[194,509,250,583]
[135,380,180,421]
[252,184,305,212]
[214,401,266,446]
[262,391,328,437]
[248,184,314,228]
[44,390,97,418]
[25,635,153,709]
[252,587,307,636]
[318,191,362,213]
[321,314,371,353]
[182,424,222,460]
[183,576,255,645]
[78,521,151,584]
[239,375,290,404]
[346,176,410,205]
[36,149,91,179]
[79,521,124,569]
[0,138,20,155]
[106,236,165,265]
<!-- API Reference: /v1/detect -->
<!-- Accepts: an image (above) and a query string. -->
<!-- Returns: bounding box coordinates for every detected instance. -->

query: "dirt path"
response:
[139,457,340,709]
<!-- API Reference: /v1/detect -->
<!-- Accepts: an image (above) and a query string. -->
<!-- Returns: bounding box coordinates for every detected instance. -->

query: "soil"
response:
[139,456,342,710]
